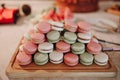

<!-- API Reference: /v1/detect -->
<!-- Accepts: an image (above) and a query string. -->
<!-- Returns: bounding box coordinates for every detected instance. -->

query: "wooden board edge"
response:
[5,38,22,78]
[6,70,117,78]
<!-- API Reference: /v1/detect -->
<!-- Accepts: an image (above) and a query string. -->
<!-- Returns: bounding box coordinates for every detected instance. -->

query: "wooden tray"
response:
[6,40,117,79]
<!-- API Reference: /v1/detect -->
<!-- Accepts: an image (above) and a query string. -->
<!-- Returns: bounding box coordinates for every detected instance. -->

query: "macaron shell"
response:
[63,37,76,44]
[87,40,102,54]
[72,49,85,54]
[78,39,90,43]
[77,32,92,40]
[80,52,94,63]
[49,21,64,27]
[71,42,85,51]
[64,60,78,66]
[31,33,45,44]
[47,30,60,43]
[34,52,48,62]
[94,52,108,63]
[23,42,37,54]
[56,41,70,53]
[80,60,93,66]
[64,32,77,41]
[64,20,78,32]
[50,59,63,64]
[52,25,64,31]
[64,53,79,64]
[35,59,48,65]
[16,52,32,65]
[49,51,63,61]
[37,21,51,33]
[78,21,92,31]
[38,42,53,53]
[17,60,32,66]
[94,60,107,66]
[56,48,70,53]
[78,28,89,33]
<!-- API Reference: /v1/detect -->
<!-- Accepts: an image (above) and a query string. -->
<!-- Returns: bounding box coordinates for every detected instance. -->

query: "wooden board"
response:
[6,39,117,79]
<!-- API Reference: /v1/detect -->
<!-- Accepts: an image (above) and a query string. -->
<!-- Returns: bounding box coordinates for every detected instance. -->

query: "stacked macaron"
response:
[16,20,108,66]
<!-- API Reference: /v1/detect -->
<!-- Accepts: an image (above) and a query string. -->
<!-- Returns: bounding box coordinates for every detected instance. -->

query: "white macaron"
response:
[77,32,92,43]
[49,51,63,64]
[38,42,53,53]
[49,21,64,31]
[94,52,108,66]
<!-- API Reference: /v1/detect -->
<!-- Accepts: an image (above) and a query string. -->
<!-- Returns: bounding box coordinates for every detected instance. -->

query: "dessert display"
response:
[55,0,99,12]
[30,6,74,24]
[16,20,109,67]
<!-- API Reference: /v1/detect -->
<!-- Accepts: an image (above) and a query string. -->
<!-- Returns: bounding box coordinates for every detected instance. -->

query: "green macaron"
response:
[71,42,85,54]
[63,32,77,44]
[34,52,48,65]
[47,30,60,43]
[80,52,94,65]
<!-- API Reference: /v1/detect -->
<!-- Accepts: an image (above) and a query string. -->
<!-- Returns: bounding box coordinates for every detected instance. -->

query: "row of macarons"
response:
[33,20,91,33]
[23,30,92,45]
[19,39,102,56]
[23,20,92,44]
[16,51,108,66]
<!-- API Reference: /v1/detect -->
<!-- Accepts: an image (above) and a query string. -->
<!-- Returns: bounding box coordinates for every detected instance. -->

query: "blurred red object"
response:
[55,0,99,13]
[43,6,74,21]
[0,4,19,24]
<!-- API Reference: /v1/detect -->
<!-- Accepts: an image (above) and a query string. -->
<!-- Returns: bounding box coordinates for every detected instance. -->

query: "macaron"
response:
[16,51,32,65]
[64,53,79,66]
[87,40,102,54]
[33,24,39,33]
[47,30,60,43]
[19,44,24,52]
[71,42,85,54]
[23,42,37,54]
[56,41,70,53]
[23,29,35,41]
[94,52,108,66]
[31,33,45,44]
[49,51,63,64]
[49,20,64,31]
[80,52,94,66]
[21,38,30,44]
[38,42,53,53]
[77,32,92,43]
[64,20,78,32]
[63,31,77,44]
[34,52,48,65]
[36,21,51,33]
[77,21,92,33]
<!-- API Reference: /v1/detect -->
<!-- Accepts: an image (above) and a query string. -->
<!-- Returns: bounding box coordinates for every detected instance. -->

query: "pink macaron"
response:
[64,53,79,66]
[16,51,32,65]
[56,41,70,53]
[21,38,29,44]
[23,42,37,54]
[77,21,92,33]
[64,20,78,32]
[31,33,45,44]
[24,28,35,41]
[36,21,51,34]
[87,40,102,54]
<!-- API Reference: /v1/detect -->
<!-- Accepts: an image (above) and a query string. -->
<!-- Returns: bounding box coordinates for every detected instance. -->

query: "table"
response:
[0,0,120,80]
